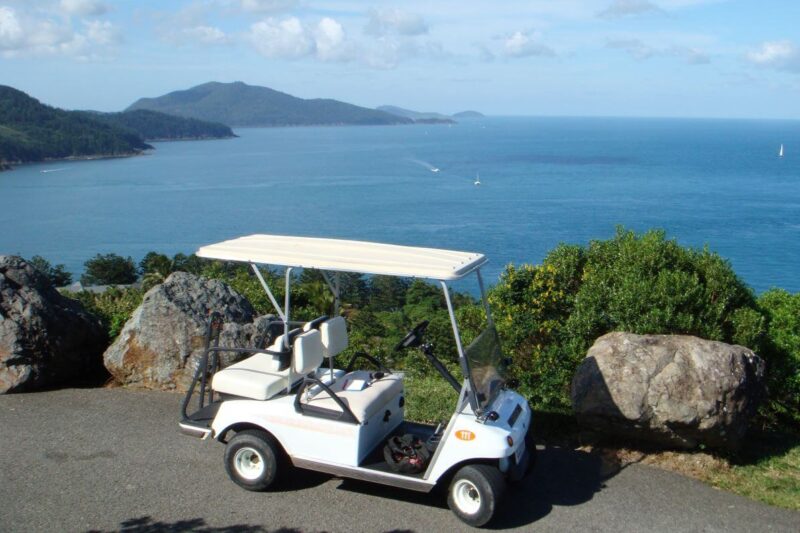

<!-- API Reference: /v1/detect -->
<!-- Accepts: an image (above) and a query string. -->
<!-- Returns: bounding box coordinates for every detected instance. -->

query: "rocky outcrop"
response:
[0,255,108,393]
[103,272,273,391]
[571,332,765,450]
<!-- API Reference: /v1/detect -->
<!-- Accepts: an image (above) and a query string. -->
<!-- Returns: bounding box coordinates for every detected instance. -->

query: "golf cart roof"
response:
[196,234,487,281]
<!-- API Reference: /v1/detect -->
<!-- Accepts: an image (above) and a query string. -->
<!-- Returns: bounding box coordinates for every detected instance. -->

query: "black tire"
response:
[447,464,506,527]
[224,429,281,491]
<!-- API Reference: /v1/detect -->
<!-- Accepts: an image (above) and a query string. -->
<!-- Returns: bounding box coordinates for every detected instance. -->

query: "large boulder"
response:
[571,332,765,450]
[103,272,271,391]
[0,255,108,393]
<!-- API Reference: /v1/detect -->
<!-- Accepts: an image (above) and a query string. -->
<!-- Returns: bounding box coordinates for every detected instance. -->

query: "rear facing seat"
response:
[211,316,347,401]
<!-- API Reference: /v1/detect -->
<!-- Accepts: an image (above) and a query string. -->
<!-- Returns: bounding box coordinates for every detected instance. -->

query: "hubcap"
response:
[234,447,265,480]
[453,479,482,515]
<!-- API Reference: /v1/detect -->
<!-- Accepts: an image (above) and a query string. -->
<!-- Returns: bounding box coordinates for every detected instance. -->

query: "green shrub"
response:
[66,286,144,339]
[490,227,763,412]
[29,255,72,286]
[81,253,137,285]
[758,289,800,426]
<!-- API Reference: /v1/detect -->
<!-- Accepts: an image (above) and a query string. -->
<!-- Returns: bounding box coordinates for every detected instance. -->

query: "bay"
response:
[1,116,798,293]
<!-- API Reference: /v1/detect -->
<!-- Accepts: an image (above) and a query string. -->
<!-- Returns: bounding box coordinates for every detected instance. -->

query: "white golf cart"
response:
[179,235,533,527]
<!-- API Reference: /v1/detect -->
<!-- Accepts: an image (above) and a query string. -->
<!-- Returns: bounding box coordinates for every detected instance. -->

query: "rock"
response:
[103,272,272,391]
[571,332,765,450]
[0,256,108,393]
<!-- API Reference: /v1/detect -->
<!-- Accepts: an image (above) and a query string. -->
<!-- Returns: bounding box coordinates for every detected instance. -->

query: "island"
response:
[127,81,412,127]
[0,85,235,170]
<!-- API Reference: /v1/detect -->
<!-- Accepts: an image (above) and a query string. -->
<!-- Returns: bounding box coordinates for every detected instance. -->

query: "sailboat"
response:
[474,172,481,186]
[779,144,784,158]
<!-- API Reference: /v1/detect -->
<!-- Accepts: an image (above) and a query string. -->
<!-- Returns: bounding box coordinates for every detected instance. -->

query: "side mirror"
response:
[506,378,520,389]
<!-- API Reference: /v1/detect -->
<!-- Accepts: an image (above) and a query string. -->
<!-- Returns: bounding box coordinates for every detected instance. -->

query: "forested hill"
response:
[127,81,412,127]
[82,109,236,141]
[0,85,150,165]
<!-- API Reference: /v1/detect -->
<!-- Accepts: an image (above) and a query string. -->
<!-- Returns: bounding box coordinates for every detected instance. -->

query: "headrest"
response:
[320,316,348,358]
[303,315,329,332]
[293,329,324,375]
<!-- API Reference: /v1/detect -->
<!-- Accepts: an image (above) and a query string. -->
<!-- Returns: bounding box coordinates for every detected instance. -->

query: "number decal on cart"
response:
[455,430,475,441]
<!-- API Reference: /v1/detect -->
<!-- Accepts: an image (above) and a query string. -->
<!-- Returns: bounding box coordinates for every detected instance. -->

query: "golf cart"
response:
[179,235,533,527]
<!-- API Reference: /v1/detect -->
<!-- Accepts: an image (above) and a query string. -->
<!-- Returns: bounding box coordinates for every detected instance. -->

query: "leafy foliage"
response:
[67,287,144,340]
[0,85,150,164]
[83,109,235,140]
[81,254,138,285]
[490,228,764,411]
[758,290,800,425]
[28,255,72,286]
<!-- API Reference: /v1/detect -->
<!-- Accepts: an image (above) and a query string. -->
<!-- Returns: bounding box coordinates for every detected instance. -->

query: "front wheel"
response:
[447,464,506,527]
[224,429,281,491]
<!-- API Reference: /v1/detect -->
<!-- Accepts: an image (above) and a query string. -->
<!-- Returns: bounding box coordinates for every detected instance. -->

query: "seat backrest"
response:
[293,329,324,375]
[303,315,329,332]
[320,316,348,358]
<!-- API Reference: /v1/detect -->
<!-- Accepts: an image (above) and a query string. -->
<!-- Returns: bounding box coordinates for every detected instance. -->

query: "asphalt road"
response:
[0,388,797,533]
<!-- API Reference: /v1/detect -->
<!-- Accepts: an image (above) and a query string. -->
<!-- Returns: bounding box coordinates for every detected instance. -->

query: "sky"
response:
[1,0,799,119]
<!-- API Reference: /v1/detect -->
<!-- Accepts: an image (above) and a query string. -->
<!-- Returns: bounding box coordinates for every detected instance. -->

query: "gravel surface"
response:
[1,388,797,532]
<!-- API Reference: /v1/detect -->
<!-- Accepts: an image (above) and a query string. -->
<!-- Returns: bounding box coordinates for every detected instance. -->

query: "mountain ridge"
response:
[127,81,412,127]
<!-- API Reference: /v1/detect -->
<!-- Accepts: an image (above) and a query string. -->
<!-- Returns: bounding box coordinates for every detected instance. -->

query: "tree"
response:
[29,255,72,286]
[81,253,137,285]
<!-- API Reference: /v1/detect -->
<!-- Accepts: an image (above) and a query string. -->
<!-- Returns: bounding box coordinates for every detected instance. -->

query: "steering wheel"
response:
[395,320,429,351]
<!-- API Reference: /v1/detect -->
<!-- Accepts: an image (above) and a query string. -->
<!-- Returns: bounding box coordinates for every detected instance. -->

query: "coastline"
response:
[0,150,150,172]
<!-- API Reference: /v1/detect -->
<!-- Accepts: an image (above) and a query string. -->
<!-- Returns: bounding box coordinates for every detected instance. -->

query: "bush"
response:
[758,289,800,426]
[490,228,763,412]
[67,286,144,339]
[81,253,137,285]
[29,255,72,286]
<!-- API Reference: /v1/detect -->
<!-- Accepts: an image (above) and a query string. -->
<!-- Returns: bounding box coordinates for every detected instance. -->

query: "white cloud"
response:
[364,8,428,37]
[607,38,709,64]
[599,0,662,18]
[503,30,555,58]
[747,40,800,72]
[60,0,109,17]
[84,20,120,46]
[248,17,314,59]
[315,17,351,61]
[239,0,298,13]
[0,5,119,59]
[179,25,229,45]
[0,7,24,50]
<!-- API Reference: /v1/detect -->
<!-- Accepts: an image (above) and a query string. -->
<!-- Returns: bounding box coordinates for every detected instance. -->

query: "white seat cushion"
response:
[212,352,290,400]
[320,317,348,358]
[303,371,403,422]
[293,330,324,375]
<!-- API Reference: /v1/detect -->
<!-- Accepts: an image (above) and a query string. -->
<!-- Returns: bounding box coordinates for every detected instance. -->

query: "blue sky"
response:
[1,0,799,118]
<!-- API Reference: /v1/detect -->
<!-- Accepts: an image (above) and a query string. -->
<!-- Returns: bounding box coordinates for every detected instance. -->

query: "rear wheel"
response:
[224,429,281,491]
[447,464,506,527]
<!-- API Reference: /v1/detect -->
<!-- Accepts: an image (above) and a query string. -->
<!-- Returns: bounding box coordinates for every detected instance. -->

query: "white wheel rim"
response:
[453,479,482,515]
[234,447,265,481]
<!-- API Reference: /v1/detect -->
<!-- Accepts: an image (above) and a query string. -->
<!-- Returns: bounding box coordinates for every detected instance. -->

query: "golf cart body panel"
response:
[180,234,534,527]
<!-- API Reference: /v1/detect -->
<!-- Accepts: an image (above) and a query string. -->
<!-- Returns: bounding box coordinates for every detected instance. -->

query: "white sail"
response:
[779,144,784,157]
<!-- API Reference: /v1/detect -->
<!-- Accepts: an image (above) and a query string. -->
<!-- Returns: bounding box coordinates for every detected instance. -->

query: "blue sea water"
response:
[1,117,799,293]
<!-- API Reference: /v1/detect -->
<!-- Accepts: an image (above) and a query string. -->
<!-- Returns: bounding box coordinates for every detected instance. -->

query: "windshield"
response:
[464,326,508,411]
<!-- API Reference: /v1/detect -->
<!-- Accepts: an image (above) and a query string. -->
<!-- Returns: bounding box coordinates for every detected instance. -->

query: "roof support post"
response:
[476,269,494,328]
[250,264,286,322]
[284,267,293,395]
[440,281,479,413]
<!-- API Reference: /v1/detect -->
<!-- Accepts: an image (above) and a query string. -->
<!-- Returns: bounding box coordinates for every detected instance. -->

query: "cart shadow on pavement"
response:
[331,444,623,530]
[85,515,297,533]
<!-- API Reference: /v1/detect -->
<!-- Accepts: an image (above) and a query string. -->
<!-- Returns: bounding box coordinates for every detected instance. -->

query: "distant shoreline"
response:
[0,151,149,173]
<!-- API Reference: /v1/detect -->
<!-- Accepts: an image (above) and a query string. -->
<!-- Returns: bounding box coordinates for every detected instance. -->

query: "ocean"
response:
[1,116,798,293]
